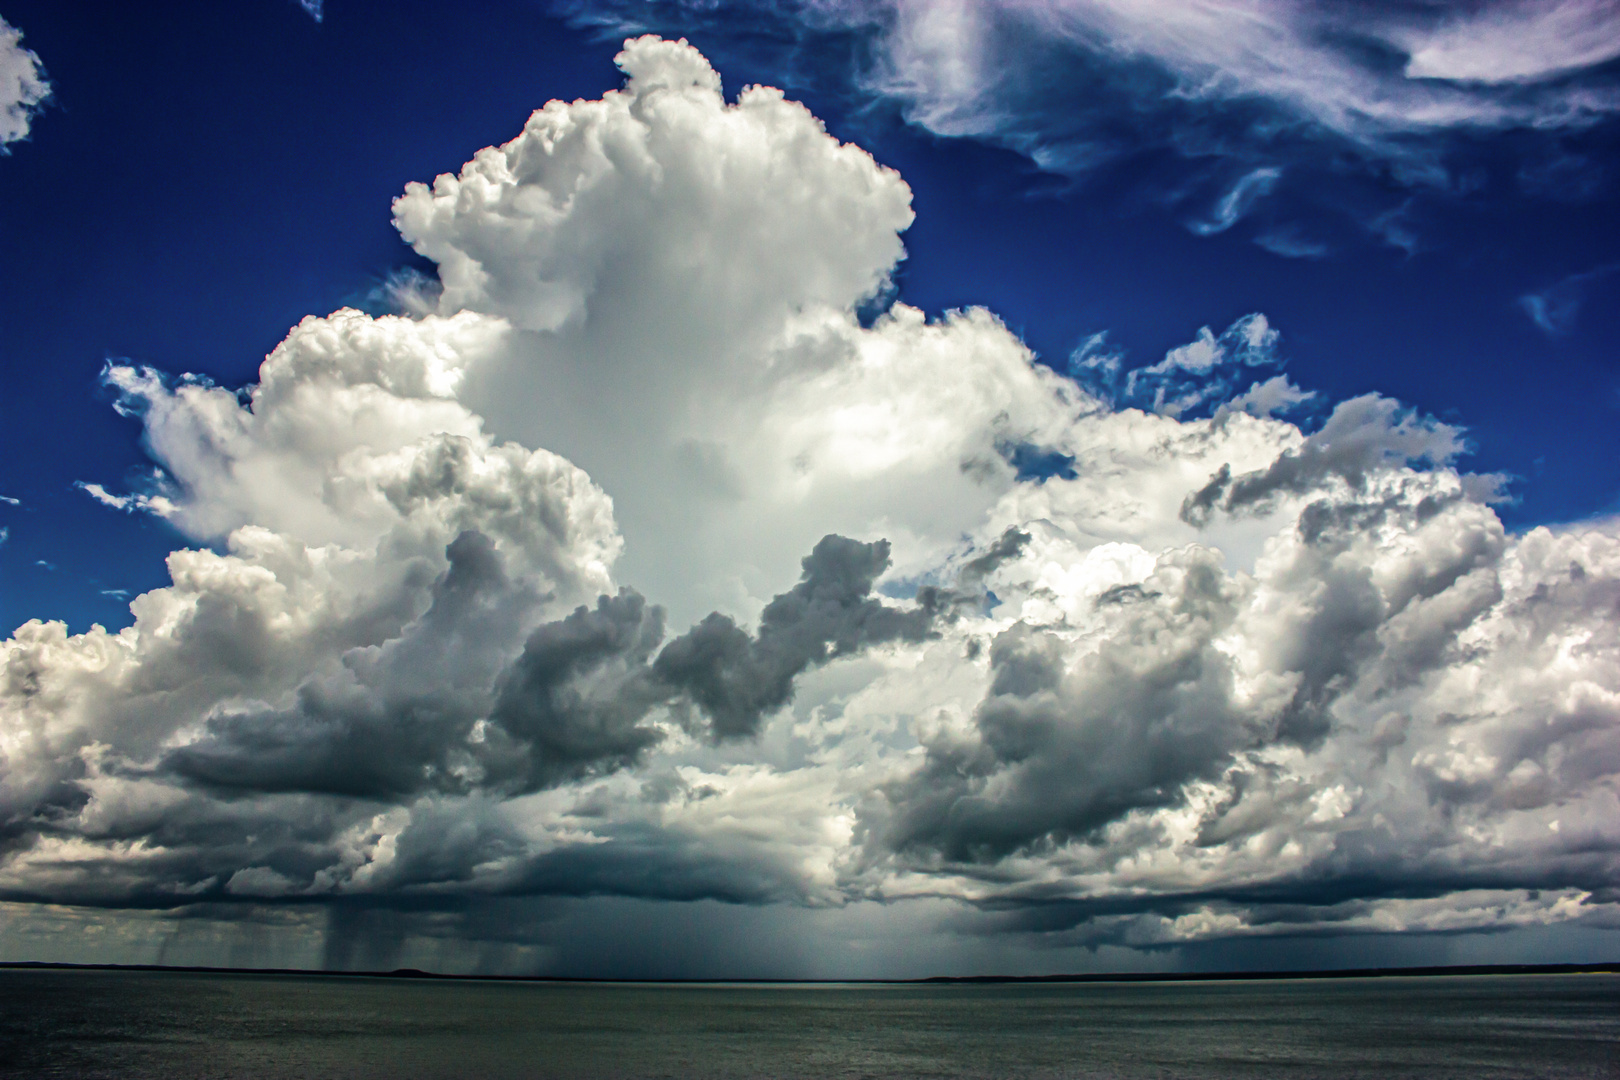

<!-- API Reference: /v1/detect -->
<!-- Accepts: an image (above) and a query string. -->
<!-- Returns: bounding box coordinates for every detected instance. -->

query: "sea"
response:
[0,969,1615,1079]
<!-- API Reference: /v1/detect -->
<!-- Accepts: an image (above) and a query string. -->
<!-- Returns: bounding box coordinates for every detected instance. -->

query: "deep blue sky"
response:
[2,0,1617,634]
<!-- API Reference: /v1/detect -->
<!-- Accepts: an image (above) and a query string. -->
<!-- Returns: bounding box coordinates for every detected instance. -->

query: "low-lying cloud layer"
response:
[3,37,1617,969]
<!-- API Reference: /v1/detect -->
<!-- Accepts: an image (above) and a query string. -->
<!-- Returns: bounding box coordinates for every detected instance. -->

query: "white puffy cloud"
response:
[2,37,1617,969]
[389,36,1075,623]
[0,15,49,148]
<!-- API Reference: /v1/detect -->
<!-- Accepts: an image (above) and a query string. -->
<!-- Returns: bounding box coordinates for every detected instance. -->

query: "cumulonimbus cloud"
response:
[2,37,1617,962]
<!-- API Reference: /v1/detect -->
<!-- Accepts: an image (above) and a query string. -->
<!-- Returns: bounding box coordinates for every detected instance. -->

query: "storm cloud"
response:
[655,535,938,740]
[164,530,941,804]
[2,37,1617,970]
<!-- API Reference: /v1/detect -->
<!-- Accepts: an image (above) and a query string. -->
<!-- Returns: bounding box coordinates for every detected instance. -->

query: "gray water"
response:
[1,970,1616,1079]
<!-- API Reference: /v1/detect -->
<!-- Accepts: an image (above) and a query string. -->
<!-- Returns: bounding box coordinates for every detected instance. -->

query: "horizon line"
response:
[3,960,1616,985]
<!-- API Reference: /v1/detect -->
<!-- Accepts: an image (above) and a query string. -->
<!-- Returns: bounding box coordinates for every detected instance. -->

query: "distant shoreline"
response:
[1,960,1615,985]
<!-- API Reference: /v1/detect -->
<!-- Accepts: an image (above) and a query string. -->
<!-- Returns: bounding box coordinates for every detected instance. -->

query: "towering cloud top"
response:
[3,37,1617,969]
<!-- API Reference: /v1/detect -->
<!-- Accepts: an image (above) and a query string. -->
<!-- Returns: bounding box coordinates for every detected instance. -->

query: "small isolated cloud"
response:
[1190,169,1282,236]
[297,0,324,23]
[1520,262,1620,335]
[1254,226,1329,260]
[1367,202,1422,256]
[1079,312,1286,419]
[0,16,50,148]
[76,480,177,518]
[76,482,133,511]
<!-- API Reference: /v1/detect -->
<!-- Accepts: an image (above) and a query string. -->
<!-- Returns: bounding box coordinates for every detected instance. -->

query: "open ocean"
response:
[0,969,1615,1079]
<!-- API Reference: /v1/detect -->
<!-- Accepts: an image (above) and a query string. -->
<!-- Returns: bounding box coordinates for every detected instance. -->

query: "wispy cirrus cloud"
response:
[1520,261,1620,334]
[1253,225,1330,259]
[1396,0,1620,84]
[560,1,1620,247]
[1189,168,1282,236]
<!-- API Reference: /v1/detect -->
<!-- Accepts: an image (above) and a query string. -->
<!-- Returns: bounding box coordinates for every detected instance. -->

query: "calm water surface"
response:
[0,970,1615,1079]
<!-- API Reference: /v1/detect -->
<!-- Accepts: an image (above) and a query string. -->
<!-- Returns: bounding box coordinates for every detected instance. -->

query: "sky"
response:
[0,0,1617,978]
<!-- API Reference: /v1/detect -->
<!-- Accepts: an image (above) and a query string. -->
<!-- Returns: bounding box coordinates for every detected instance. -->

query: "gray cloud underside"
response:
[170,532,939,801]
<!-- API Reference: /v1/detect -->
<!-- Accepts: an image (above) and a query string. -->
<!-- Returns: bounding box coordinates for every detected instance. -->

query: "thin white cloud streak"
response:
[1253,226,1329,259]
[1190,167,1282,236]
[1519,262,1620,335]
[76,478,176,518]
[2,39,1618,968]
[0,16,49,148]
